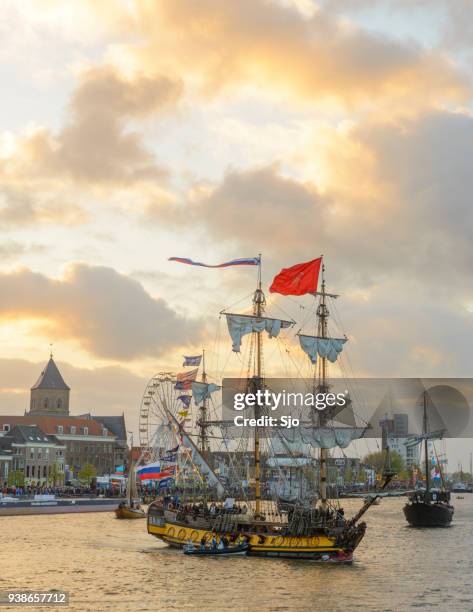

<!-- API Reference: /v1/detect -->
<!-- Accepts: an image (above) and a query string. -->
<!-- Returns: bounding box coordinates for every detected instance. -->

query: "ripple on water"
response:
[2,498,473,611]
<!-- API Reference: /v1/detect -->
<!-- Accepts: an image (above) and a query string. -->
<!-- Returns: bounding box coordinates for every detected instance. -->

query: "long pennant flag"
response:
[183,355,202,367]
[169,257,260,268]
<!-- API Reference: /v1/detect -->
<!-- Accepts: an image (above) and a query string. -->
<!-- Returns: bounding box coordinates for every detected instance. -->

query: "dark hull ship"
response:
[403,392,453,528]
[404,491,453,527]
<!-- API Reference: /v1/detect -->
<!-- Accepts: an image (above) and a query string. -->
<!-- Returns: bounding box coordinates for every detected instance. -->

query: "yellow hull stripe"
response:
[148,522,341,552]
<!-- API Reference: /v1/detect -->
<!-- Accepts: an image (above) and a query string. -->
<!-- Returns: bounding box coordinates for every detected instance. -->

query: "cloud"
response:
[0,263,203,359]
[0,185,88,227]
[49,65,182,184]
[13,66,182,185]
[127,0,469,107]
[0,65,183,226]
[164,109,473,305]
[325,110,473,290]
[0,241,46,262]
[163,165,330,257]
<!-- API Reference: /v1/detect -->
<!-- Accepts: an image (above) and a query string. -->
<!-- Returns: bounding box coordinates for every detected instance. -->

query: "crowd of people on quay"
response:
[0,483,124,499]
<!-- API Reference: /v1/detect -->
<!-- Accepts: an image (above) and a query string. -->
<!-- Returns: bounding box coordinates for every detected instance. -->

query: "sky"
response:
[1,0,472,468]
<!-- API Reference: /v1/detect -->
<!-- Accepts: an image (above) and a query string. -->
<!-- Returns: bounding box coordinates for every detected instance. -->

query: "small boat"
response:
[115,503,146,519]
[183,543,249,556]
[115,444,146,520]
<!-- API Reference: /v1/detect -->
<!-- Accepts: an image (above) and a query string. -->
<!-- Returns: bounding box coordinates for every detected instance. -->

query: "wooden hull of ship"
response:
[403,501,453,527]
[115,505,146,519]
[147,507,364,561]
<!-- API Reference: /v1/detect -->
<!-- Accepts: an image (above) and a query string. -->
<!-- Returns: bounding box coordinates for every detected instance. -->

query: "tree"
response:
[8,470,25,487]
[451,471,473,484]
[362,450,405,476]
[48,463,65,486]
[78,463,97,485]
[344,465,353,484]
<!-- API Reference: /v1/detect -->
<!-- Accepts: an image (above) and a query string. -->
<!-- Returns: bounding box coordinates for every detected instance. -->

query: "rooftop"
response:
[5,424,60,446]
[31,357,70,391]
[0,415,115,438]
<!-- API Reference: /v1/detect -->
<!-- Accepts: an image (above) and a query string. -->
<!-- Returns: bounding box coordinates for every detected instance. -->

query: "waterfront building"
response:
[78,414,127,471]
[0,355,128,479]
[1,425,65,486]
[380,413,420,469]
[0,436,15,484]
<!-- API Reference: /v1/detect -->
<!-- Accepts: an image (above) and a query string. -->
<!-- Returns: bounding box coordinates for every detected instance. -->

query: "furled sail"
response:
[404,429,446,447]
[191,381,221,404]
[226,313,293,352]
[298,334,347,364]
[278,426,367,449]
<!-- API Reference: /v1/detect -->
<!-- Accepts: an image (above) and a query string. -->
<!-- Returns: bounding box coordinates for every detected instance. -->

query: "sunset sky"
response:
[1,0,472,464]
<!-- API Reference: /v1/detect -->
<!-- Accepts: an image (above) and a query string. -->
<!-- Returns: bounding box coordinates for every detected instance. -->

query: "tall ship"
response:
[145,256,394,561]
[403,391,454,527]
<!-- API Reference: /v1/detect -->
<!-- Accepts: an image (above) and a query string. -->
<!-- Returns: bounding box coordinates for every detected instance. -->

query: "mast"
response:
[127,432,134,505]
[197,349,209,455]
[253,254,264,518]
[317,262,329,510]
[423,391,430,494]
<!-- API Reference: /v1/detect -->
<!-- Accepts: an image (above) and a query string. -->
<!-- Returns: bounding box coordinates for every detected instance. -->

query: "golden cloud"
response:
[123,0,469,107]
[0,264,203,360]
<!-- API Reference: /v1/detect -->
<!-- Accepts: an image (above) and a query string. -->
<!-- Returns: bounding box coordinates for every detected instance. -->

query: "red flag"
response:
[269,257,322,296]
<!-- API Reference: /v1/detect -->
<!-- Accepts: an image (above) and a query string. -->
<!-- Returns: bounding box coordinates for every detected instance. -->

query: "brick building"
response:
[0,355,128,480]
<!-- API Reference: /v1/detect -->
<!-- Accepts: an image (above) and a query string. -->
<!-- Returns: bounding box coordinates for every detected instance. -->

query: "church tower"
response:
[29,353,70,416]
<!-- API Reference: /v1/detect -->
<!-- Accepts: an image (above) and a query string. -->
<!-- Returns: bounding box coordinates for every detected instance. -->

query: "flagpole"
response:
[317,256,329,511]
[254,252,264,519]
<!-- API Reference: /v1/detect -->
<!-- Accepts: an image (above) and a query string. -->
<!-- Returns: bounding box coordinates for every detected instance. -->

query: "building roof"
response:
[31,357,70,391]
[5,424,60,446]
[0,436,14,455]
[92,415,127,441]
[0,415,115,438]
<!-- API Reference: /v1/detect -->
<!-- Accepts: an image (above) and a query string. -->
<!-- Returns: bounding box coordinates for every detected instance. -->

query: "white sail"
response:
[298,334,347,364]
[226,313,293,352]
[278,426,367,449]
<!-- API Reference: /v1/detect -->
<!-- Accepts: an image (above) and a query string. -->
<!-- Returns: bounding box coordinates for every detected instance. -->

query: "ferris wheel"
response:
[138,372,190,461]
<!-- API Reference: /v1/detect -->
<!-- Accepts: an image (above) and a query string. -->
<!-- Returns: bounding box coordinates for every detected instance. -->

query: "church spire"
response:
[29,352,70,416]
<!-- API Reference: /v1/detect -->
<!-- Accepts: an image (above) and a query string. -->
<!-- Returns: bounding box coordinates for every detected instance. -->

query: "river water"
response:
[1,497,472,611]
